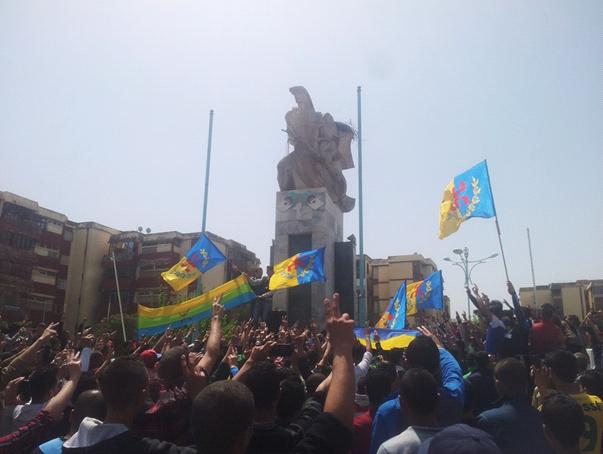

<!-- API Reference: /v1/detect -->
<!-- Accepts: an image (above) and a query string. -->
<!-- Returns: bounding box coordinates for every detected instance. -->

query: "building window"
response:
[63,230,73,241]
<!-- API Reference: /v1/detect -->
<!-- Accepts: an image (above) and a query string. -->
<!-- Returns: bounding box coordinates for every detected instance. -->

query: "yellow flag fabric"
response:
[269,248,326,291]
[439,179,461,239]
[405,281,423,316]
[160,257,202,292]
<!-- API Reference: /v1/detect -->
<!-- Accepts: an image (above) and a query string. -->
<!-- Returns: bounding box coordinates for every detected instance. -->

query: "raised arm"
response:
[197,295,223,373]
[466,286,493,322]
[323,293,355,429]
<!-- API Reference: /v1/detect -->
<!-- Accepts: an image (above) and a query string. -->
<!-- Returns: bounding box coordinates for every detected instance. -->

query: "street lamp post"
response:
[443,247,498,317]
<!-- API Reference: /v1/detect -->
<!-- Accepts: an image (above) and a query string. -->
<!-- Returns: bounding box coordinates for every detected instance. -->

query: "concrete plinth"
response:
[273,188,343,327]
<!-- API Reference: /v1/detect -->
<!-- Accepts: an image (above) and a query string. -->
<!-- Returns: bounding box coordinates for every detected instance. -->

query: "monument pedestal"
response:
[273,188,343,327]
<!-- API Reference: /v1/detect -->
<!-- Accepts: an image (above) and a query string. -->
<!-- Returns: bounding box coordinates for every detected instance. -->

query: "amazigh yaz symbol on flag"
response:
[269,247,326,291]
[161,233,226,292]
[439,160,495,239]
[376,281,407,330]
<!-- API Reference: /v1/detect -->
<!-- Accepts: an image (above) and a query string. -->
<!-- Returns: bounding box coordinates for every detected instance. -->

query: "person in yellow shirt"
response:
[533,350,603,453]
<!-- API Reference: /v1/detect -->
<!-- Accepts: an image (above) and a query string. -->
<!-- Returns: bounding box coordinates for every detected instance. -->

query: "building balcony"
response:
[35,254,60,269]
[102,251,137,267]
[0,273,34,292]
[0,245,37,265]
[135,276,163,288]
[138,251,180,262]
[32,282,57,296]
[0,216,43,239]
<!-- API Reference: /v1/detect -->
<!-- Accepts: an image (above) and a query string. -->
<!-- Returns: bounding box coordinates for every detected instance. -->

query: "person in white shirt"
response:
[377,368,441,454]
[354,326,373,385]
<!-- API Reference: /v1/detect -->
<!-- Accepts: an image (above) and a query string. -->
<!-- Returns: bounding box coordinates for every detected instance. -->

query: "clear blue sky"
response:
[1,1,602,317]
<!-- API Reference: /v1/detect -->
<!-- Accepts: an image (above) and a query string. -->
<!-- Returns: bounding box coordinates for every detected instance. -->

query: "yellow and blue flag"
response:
[354,327,419,350]
[161,233,226,292]
[439,160,496,239]
[269,247,326,291]
[375,281,407,329]
[406,270,444,316]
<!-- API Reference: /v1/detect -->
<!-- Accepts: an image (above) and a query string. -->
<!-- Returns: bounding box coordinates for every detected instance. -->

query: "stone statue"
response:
[277,86,355,212]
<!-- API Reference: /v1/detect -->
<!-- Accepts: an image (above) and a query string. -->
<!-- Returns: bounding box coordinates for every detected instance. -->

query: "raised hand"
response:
[65,350,82,379]
[211,294,223,318]
[39,322,59,343]
[250,341,276,362]
[324,293,355,352]
[417,325,444,349]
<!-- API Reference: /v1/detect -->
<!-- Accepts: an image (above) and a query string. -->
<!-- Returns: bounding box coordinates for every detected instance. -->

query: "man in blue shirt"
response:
[369,327,464,454]
[475,358,552,454]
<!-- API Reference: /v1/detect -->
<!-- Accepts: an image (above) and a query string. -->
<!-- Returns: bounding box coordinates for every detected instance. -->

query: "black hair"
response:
[243,361,280,411]
[494,358,527,395]
[542,392,584,447]
[579,370,603,399]
[545,350,579,383]
[72,390,107,429]
[192,380,255,454]
[28,366,58,402]
[406,336,439,375]
[89,351,104,371]
[574,352,589,374]
[399,368,438,415]
[98,357,148,411]
[489,300,504,319]
[72,371,100,404]
[384,348,404,366]
[475,351,490,370]
[541,303,555,320]
[277,375,306,421]
[353,343,366,364]
[366,363,396,407]
[157,346,187,384]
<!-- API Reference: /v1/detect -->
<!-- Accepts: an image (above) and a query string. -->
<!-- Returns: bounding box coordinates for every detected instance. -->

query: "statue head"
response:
[289,86,315,112]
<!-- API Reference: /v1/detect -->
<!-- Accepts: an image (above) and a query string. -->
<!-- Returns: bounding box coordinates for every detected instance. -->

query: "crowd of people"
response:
[0,277,602,454]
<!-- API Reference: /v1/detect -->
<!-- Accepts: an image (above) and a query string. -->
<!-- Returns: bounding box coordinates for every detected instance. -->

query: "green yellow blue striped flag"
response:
[138,275,255,336]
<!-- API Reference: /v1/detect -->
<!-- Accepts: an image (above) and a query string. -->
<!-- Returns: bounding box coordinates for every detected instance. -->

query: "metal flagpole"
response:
[111,250,127,342]
[201,110,214,233]
[357,86,366,325]
[527,227,537,305]
[483,160,510,281]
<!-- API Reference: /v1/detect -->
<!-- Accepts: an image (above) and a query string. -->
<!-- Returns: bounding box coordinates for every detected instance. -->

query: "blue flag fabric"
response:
[412,270,444,312]
[439,160,496,239]
[185,233,226,273]
[454,160,496,219]
[376,281,407,330]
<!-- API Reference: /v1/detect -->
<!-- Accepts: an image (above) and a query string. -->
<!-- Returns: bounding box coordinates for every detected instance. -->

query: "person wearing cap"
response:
[377,368,442,454]
[417,424,502,454]
[475,358,552,454]
[140,349,161,403]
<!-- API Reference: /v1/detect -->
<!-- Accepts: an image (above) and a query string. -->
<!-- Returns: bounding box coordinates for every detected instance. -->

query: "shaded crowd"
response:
[0,278,602,454]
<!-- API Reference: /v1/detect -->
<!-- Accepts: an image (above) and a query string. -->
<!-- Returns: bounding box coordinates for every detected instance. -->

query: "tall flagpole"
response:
[111,250,127,342]
[201,110,214,233]
[357,86,366,325]
[527,227,537,305]
[484,160,510,281]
